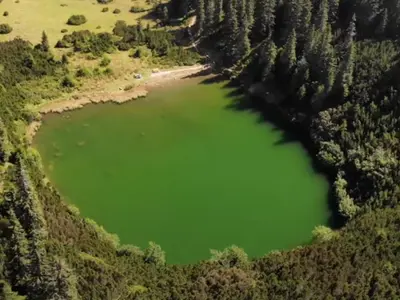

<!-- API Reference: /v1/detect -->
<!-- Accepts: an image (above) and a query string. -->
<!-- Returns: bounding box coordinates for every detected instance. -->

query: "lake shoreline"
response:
[27,64,211,142]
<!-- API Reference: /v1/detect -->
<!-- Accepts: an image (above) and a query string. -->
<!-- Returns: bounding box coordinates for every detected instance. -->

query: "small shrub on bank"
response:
[103,67,113,75]
[130,6,146,13]
[61,29,68,33]
[113,8,121,14]
[101,7,109,12]
[3,11,9,17]
[67,15,87,26]
[99,55,111,67]
[60,75,76,88]
[0,24,12,34]
[75,67,91,78]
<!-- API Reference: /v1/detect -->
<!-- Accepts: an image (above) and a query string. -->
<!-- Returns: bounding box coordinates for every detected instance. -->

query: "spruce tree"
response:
[316,0,329,32]
[238,0,250,58]
[214,0,223,24]
[337,14,356,97]
[205,0,216,31]
[246,0,255,29]
[254,0,276,39]
[224,0,239,63]
[376,8,388,36]
[262,40,277,82]
[196,0,205,35]
[298,0,312,40]
[41,31,50,52]
[281,28,297,71]
[0,118,11,164]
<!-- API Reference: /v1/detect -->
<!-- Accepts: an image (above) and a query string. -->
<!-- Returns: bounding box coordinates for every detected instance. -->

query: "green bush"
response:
[113,8,121,14]
[103,67,113,75]
[75,67,91,78]
[61,28,68,33]
[0,24,12,34]
[101,7,109,12]
[99,55,111,67]
[3,11,9,17]
[67,15,87,26]
[130,6,146,13]
[60,75,76,88]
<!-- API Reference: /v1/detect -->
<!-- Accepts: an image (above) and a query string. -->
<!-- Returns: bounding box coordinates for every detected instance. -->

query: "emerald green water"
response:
[34,79,330,264]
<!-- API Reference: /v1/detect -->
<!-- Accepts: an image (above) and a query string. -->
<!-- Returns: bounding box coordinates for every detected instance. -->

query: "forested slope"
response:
[0,0,400,299]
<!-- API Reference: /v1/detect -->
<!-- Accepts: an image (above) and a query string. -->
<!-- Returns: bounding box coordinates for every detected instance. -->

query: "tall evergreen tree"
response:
[316,0,329,32]
[41,31,50,52]
[281,28,297,71]
[223,0,239,63]
[254,0,276,40]
[214,0,223,24]
[237,0,251,58]
[246,0,255,29]
[336,14,356,97]
[196,0,205,35]
[0,118,11,163]
[262,39,277,81]
[205,0,216,31]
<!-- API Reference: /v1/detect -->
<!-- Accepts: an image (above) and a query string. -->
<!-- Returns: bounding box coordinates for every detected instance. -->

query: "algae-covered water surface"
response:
[34,79,330,264]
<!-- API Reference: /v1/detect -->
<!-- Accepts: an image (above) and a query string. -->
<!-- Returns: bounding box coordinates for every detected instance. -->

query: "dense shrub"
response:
[60,75,76,88]
[3,11,9,17]
[0,23,12,34]
[103,67,113,75]
[99,55,111,67]
[75,67,91,78]
[66,15,87,26]
[101,7,108,12]
[130,6,146,13]
[113,8,121,14]
[61,29,68,33]
[55,30,115,56]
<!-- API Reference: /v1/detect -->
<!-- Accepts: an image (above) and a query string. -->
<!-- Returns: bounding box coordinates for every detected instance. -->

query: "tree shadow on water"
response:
[220,86,345,229]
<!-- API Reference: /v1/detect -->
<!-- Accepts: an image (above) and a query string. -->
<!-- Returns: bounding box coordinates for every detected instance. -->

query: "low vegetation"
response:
[0,23,12,34]
[66,14,87,26]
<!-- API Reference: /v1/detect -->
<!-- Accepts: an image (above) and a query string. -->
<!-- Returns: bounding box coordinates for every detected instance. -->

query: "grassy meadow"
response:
[0,0,157,45]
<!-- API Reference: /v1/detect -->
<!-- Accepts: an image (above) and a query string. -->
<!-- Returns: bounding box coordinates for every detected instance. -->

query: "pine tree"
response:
[196,0,205,35]
[316,0,329,32]
[281,28,297,71]
[41,31,50,52]
[320,25,336,93]
[214,0,223,24]
[6,210,31,290]
[376,8,388,36]
[246,0,255,29]
[328,0,339,23]
[262,39,277,82]
[254,0,276,39]
[224,0,239,63]
[0,118,12,163]
[205,0,216,31]
[237,0,251,58]
[337,14,356,97]
[298,0,312,40]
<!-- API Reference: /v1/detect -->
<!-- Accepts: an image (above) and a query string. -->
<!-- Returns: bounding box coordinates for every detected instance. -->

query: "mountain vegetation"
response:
[1,0,400,299]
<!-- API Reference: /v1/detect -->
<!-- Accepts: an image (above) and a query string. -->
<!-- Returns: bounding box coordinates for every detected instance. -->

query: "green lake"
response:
[34,78,330,264]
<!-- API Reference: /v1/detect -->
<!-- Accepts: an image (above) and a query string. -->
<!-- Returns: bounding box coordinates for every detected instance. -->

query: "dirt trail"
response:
[27,64,209,142]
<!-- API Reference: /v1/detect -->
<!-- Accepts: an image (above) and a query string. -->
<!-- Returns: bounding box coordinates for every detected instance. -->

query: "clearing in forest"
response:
[0,0,158,45]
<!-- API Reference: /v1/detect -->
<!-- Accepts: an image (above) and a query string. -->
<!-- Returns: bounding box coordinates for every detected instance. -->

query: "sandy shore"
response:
[27,64,210,142]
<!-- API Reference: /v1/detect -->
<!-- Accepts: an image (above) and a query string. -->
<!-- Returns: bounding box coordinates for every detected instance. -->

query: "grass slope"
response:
[0,0,155,45]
